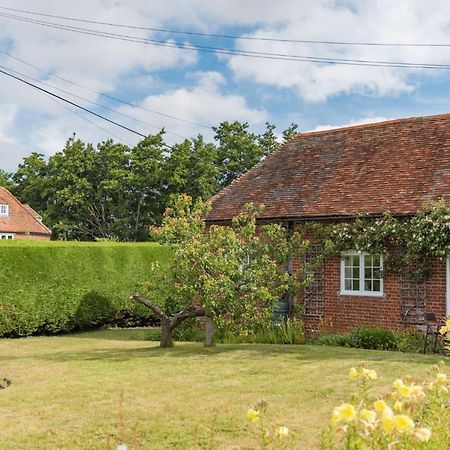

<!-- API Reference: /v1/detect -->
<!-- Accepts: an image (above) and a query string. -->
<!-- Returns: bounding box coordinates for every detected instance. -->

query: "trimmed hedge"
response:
[0,241,171,337]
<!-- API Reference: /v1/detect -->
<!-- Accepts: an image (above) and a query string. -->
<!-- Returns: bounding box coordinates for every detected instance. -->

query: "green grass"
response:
[0,330,447,449]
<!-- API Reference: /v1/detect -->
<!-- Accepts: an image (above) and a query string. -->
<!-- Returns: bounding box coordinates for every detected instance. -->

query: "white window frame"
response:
[340,251,384,297]
[0,204,8,216]
[0,233,15,240]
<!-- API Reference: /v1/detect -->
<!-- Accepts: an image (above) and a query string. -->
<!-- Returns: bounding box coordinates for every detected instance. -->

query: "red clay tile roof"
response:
[0,187,51,235]
[207,114,450,222]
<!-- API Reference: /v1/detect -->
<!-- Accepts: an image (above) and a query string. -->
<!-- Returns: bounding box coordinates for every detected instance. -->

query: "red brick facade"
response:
[207,114,450,331]
[300,256,447,333]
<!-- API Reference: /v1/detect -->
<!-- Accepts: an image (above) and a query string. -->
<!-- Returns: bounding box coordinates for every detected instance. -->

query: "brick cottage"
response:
[206,114,450,332]
[0,187,51,240]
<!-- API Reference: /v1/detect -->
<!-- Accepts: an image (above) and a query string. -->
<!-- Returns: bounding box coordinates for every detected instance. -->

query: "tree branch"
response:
[130,292,168,320]
[171,305,206,329]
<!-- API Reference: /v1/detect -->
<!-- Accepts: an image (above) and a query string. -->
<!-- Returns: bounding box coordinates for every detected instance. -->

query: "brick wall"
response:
[299,256,447,332]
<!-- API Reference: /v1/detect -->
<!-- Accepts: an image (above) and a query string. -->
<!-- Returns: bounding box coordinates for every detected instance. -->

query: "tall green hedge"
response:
[0,241,171,337]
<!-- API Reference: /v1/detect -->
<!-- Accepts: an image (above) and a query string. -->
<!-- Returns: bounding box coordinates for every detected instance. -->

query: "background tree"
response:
[4,120,299,241]
[131,195,311,348]
[0,170,14,190]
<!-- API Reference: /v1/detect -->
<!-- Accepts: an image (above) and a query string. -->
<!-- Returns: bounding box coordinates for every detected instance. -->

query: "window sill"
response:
[339,290,385,298]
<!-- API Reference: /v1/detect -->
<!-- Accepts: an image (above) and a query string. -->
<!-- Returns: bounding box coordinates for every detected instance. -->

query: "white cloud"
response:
[226,0,450,101]
[1,0,450,170]
[116,71,267,143]
[310,116,391,132]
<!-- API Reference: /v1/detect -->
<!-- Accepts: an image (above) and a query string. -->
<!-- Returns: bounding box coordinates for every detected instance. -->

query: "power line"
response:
[0,51,210,130]
[0,64,174,139]
[0,64,188,140]
[1,11,450,69]
[0,67,175,146]
[44,93,133,146]
[1,5,450,48]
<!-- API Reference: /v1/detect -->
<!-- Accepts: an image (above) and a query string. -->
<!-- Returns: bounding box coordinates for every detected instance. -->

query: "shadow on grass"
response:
[69,328,154,341]
[0,340,446,365]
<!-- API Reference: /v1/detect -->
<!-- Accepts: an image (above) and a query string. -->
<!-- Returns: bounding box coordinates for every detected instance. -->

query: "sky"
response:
[2,0,450,171]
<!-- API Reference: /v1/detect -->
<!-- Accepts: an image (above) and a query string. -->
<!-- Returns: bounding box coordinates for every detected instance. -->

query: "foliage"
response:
[314,327,429,353]
[133,194,318,346]
[315,332,353,347]
[0,241,171,337]
[321,364,450,449]
[219,318,306,345]
[350,327,398,351]
[5,121,298,241]
[327,201,450,282]
[0,169,14,190]
[440,315,450,353]
[396,328,428,354]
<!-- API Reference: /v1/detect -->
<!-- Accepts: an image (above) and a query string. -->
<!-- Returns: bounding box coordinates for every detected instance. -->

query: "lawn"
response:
[0,330,447,449]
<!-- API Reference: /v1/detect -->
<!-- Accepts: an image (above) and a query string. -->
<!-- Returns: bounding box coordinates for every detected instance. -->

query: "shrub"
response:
[0,241,171,337]
[350,327,398,351]
[396,328,426,354]
[315,332,352,347]
[219,318,306,345]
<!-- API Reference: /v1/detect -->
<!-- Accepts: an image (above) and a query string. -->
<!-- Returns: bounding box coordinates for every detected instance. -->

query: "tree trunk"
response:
[205,316,215,347]
[160,320,174,348]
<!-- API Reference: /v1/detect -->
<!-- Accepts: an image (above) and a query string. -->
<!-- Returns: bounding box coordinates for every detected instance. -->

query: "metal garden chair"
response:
[422,312,446,355]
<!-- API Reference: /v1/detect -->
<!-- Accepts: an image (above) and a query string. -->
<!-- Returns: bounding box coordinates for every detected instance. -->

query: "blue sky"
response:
[1,0,450,171]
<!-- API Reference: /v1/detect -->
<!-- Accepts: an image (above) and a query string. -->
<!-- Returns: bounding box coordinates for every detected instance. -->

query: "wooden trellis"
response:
[303,243,325,317]
[399,275,426,325]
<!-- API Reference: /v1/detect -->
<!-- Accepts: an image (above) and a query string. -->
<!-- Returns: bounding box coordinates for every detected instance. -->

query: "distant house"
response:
[0,187,51,240]
[207,114,450,331]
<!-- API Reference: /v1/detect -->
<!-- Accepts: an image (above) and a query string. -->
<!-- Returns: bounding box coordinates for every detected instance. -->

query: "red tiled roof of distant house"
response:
[0,187,51,235]
[207,114,450,222]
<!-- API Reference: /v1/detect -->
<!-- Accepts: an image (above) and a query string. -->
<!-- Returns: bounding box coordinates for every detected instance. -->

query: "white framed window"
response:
[0,233,14,240]
[340,252,383,297]
[0,204,8,216]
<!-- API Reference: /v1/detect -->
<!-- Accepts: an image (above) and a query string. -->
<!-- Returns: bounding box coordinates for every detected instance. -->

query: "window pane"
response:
[352,255,360,267]
[345,279,352,290]
[365,279,372,291]
[373,280,380,292]
[364,254,371,267]
[353,267,360,278]
[345,267,352,278]
[353,279,360,290]
[365,267,372,279]
[373,255,381,266]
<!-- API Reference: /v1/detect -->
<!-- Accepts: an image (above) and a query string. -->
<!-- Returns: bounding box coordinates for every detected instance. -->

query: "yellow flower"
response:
[393,379,404,390]
[381,409,395,433]
[276,426,289,438]
[410,385,425,401]
[398,384,412,398]
[361,368,377,380]
[331,403,357,424]
[436,373,447,383]
[393,415,415,433]
[393,401,403,412]
[412,427,432,442]
[247,408,260,423]
[360,409,377,424]
[348,367,358,379]
[439,325,448,335]
[373,400,388,413]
